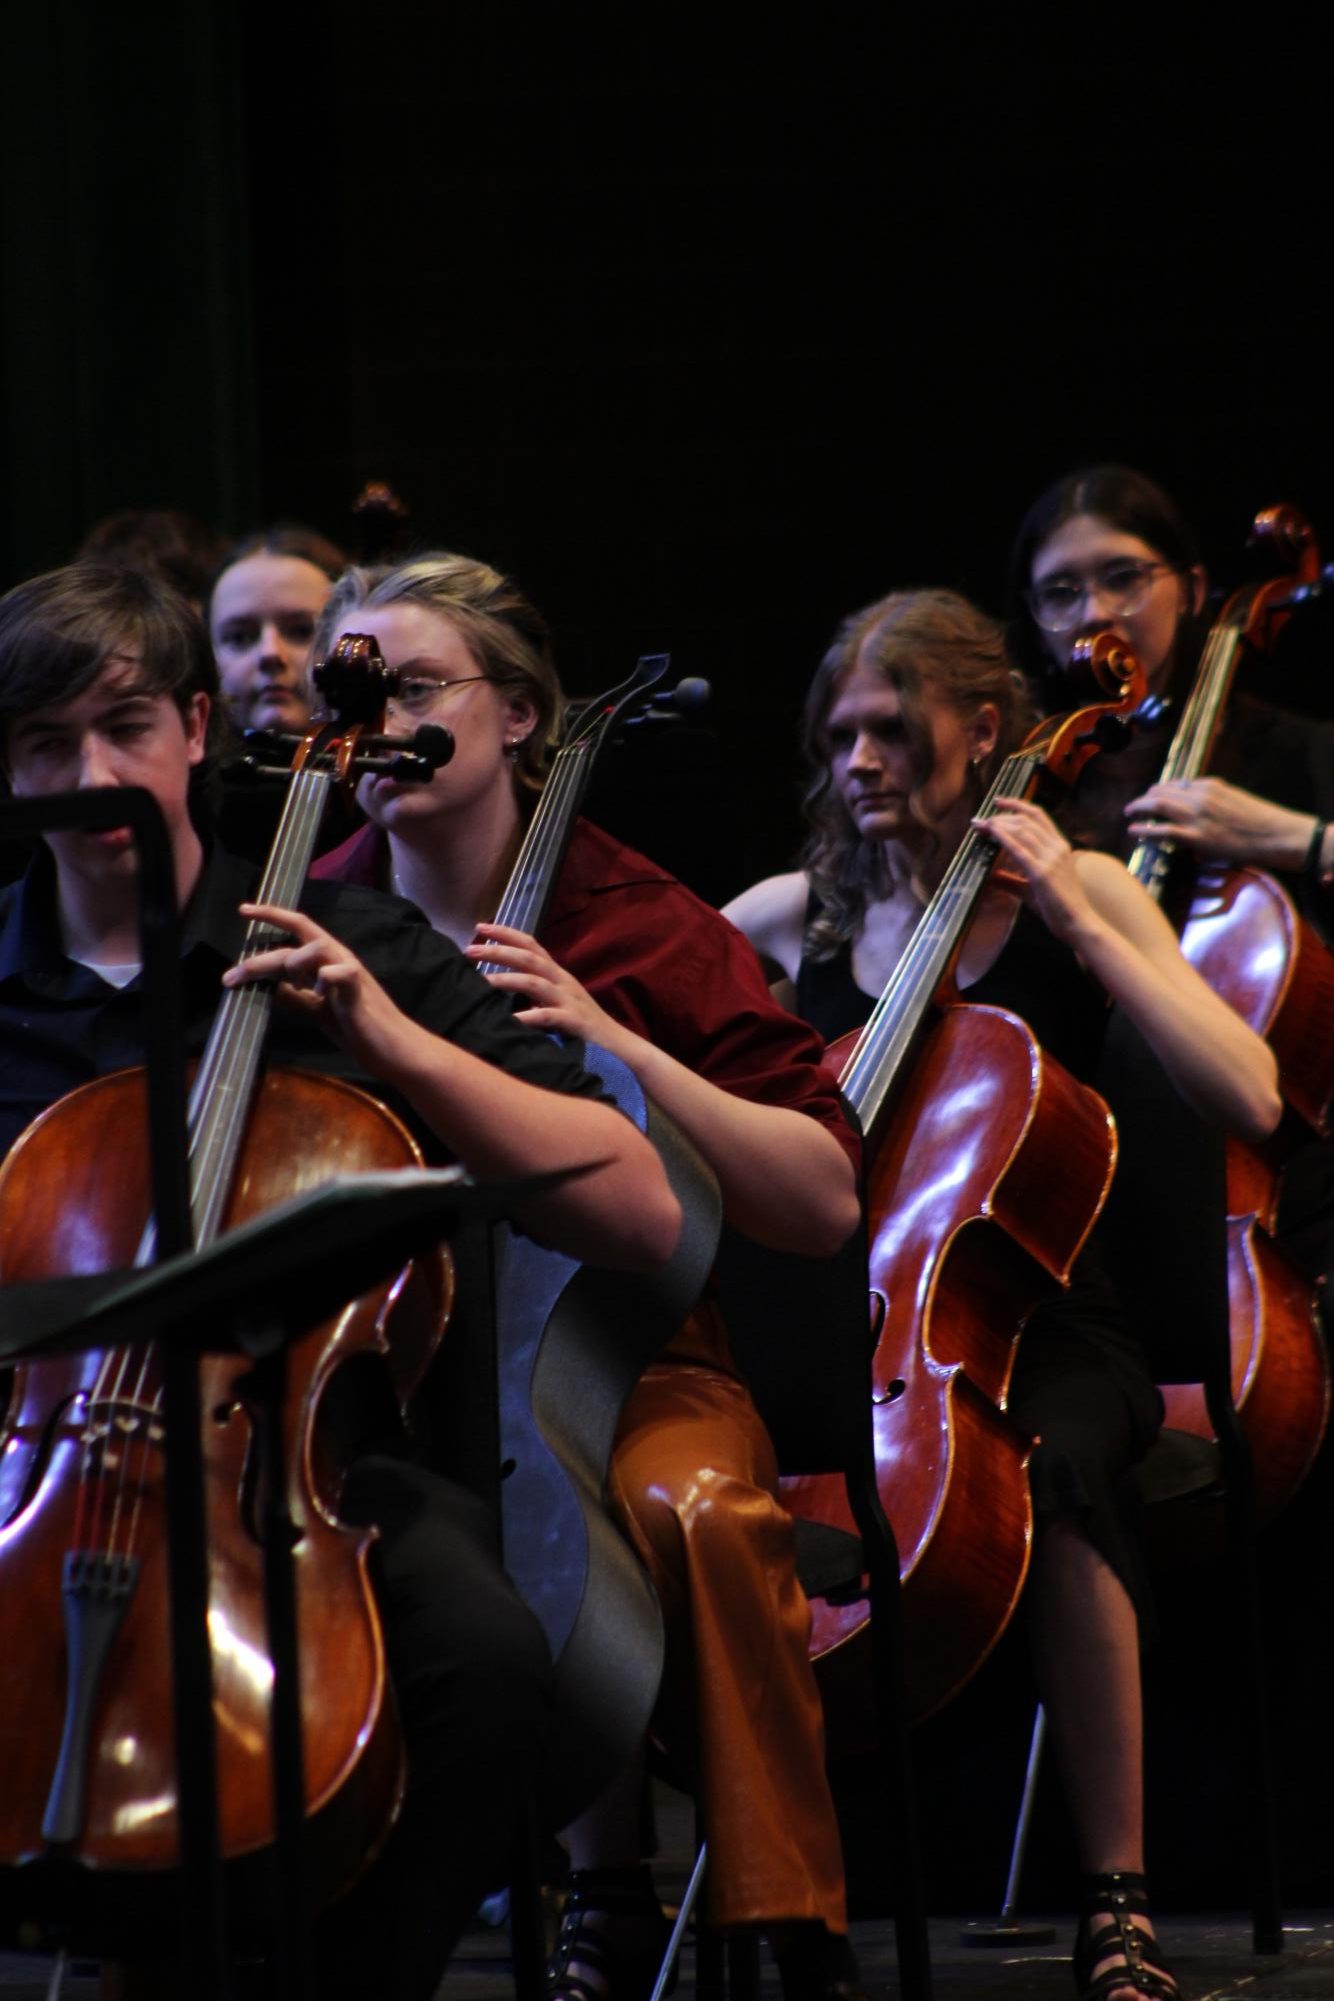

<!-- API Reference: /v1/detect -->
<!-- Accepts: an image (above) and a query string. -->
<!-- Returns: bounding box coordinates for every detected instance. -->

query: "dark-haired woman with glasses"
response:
[1009,464,1334,891]
[1009,464,1334,1290]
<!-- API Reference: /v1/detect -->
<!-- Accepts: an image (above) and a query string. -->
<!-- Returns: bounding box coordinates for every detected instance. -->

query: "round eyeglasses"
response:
[386,673,490,716]
[1027,559,1177,634]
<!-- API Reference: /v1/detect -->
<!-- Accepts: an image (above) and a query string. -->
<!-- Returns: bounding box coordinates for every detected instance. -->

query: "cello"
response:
[1123,504,1334,1519]
[0,642,454,1952]
[465,655,722,1819]
[785,634,1142,1726]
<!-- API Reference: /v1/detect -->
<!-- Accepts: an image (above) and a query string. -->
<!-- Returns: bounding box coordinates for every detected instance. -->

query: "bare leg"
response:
[1030,1518,1144,1873]
[1028,1520,1176,1999]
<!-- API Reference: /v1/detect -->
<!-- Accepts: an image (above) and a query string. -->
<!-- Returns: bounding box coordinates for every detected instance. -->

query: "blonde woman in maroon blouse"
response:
[311,551,868,2001]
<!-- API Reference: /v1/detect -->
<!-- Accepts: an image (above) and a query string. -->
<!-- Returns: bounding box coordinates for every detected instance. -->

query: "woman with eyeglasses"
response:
[1010,462,1334,1293]
[723,586,1281,2001]
[309,551,870,2001]
[1009,464,1334,894]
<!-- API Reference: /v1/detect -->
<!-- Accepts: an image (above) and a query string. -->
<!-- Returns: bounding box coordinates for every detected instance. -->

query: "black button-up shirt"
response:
[0,843,605,1162]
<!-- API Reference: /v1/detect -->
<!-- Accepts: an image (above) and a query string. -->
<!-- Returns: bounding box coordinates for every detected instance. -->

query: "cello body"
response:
[1120,508,1334,1524]
[389,656,722,1821]
[776,637,1141,1733]
[1161,864,1334,1514]
[785,1003,1115,1729]
[0,1066,449,1946]
[492,1052,720,1826]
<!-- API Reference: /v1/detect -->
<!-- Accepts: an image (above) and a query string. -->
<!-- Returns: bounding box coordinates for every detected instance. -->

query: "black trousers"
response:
[312,1455,553,2000]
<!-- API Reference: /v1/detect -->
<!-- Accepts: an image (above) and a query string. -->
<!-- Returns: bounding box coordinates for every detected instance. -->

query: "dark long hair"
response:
[1006,464,1208,702]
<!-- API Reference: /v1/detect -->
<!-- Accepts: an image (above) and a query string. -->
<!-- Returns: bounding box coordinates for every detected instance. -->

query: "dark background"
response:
[4,6,1331,898]
[3,2,1332,1909]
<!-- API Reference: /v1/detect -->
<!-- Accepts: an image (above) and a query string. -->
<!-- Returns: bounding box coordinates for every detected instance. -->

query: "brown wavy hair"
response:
[800,588,1034,960]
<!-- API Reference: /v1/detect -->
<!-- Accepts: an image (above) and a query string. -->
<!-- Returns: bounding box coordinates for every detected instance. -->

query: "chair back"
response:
[1093,1007,1231,1392]
[712,1207,874,1479]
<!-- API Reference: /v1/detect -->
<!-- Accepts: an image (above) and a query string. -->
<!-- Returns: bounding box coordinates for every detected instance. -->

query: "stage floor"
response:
[5,1774,1330,2001]
[3,1909,1333,1997]
[443,1909,1334,2000]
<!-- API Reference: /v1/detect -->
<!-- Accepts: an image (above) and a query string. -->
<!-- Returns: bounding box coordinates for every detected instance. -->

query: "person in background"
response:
[207,524,346,735]
[1008,461,1334,1295]
[1007,464,1334,906]
[76,506,228,618]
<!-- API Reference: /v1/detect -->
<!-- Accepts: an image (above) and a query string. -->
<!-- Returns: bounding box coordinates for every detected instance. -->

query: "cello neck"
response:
[131,777,331,1263]
[487,736,600,943]
[181,766,334,1252]
[837,629,1146,1140]
[837,742,1047,1138]
[173,632,433,1258]
[1127,500,1320,897]
[477,653,673,961]
[1125,606,1248,898]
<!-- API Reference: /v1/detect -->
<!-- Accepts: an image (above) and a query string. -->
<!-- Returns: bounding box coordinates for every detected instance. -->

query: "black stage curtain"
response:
[1,3,257,587]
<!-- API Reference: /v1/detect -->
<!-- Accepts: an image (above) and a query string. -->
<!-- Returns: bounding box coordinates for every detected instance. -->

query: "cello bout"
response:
[0,1065,449,1949]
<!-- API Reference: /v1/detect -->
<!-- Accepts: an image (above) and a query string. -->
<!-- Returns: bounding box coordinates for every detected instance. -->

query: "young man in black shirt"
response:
[0,563,680,1997]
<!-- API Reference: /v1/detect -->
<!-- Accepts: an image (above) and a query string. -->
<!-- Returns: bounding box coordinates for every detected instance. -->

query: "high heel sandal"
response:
[1074,1871,1180,2001]
[547,1867,676,2001]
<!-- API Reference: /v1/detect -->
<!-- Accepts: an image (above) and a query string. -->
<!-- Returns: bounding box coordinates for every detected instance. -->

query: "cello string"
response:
[481,745,591,965]
[856,737,1045,1110]
[130,761,336,1568]
[81,765,332,1568]
[487,677,650,953]
[189,768,328,1250]
[495,746,585,924]
[841,748,1041,1124]
[489,756,568,932]
[495,754,579,927]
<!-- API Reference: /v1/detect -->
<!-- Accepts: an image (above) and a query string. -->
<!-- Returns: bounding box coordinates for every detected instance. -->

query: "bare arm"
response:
[224,903,682,1270]
[719,871,810,984]
[468,922,860,1257]
[978,803,1282,1143]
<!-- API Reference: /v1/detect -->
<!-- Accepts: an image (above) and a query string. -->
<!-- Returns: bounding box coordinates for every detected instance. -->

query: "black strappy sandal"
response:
[547,1868,676,2001]
[1074,1871,1180,2001]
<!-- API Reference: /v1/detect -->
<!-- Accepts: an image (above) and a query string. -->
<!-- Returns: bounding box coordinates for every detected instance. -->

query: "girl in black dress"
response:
[726,587,1280,2001]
